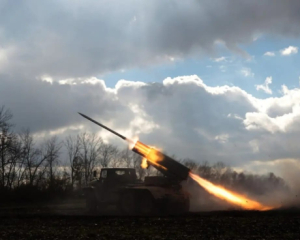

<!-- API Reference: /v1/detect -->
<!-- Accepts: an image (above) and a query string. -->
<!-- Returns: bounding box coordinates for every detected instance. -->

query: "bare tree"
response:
[64,134,82,188]
[73,156,84,188]
[100,143,119,167]
[0,105,18,188]
[44,136,62,188]
[198,161,212,179]
[19,129,47,186]
[119,148,132,168]
[130,153,146,180]
[212,161,226,182]
[119,148,133,168]
[79,132,103,185]
[5,135,21,188]
[182,158,199,171]
[0,105,13,130]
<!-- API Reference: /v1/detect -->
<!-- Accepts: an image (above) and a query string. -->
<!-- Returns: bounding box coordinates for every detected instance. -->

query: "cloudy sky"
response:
[1,0,300,175]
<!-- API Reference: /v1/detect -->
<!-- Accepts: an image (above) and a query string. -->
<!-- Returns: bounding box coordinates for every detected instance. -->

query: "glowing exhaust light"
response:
[141,158,149,169]
[189,172,274,211]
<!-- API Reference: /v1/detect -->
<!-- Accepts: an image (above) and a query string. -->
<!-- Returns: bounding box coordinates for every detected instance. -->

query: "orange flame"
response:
[189,172,273,211]
[132,141,167,171]
[141,158,149,169]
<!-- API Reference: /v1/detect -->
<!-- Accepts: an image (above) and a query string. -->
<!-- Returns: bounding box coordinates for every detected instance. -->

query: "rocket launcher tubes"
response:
[132,141,190,181]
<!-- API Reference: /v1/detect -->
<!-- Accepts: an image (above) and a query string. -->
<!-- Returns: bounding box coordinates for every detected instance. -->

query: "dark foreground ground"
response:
[0,200,300,240]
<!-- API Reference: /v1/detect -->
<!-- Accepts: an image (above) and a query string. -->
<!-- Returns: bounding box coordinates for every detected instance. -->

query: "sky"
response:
[1,0,300,176]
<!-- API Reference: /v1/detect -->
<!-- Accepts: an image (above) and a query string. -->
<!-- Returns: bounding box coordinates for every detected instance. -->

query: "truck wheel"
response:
[181,198,190,214]
[86,192,97,213]
[138,192,155,215]
[176,198,190,214]
[119,192,136,215]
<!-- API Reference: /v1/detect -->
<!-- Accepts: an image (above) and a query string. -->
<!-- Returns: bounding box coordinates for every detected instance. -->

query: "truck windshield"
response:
[115,170,125,175]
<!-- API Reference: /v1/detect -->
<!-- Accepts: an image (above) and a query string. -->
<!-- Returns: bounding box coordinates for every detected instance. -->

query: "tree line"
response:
[0,105,288,202]
[0,106,157,202]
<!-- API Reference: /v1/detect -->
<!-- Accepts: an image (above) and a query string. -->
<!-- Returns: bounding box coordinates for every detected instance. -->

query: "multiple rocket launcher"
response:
[78,113,190,181]
[78,113,273,211]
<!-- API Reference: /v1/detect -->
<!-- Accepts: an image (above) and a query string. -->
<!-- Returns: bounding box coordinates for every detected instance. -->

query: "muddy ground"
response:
[0,199,300,239]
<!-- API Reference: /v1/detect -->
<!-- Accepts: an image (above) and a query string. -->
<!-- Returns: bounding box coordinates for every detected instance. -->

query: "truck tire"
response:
[138,192,155,215]
[180,198,190,214]
[86,192,97,213]
[173,198,189,215]
[119,192,136,215]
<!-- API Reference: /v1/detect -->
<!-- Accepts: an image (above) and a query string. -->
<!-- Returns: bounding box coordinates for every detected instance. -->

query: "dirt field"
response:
[0,200,300,239]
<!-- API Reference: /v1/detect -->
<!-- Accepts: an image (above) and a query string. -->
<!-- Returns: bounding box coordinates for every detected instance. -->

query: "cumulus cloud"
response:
[264,51,275,57]
[2,74,300,173]
[255,76,273,94]
[280,46,298,56]
[213,57,226,62]
[0,1,300,78]
[240,68,254,77]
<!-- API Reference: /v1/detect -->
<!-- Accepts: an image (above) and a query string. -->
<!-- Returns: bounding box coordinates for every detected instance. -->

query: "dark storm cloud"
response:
[0,0,300,78]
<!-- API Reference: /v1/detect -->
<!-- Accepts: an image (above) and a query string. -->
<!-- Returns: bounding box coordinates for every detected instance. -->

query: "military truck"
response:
[78,113,191,215]
[84,167,189,215]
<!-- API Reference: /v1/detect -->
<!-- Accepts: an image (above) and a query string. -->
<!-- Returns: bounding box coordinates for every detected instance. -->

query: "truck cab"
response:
[85,168,137,209]
[98,168,137,185]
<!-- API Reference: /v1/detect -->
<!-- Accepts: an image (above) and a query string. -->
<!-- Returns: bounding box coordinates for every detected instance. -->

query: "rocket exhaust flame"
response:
[132,141,168,171]
[141,158,149,169]
[79,113,275,211]
[130,141,274,210]
[189,172,273,211]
